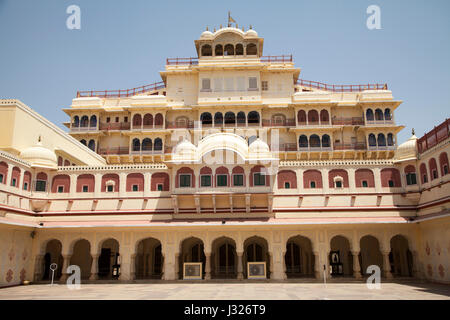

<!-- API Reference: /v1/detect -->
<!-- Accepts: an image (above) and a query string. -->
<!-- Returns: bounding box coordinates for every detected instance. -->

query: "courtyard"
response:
[0,281,449,300]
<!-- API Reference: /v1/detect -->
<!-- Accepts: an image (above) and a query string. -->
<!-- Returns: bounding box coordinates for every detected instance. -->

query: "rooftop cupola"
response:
[195,22,263,58]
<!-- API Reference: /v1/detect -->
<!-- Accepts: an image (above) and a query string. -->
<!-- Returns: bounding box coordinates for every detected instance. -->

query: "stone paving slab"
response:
[0,282,449,300]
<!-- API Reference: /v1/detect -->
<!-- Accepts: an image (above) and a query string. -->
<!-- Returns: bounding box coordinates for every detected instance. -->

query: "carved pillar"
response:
[351,251,362,279]
[204,253,211,280]
[237,252,244,280]
[59,254,72,282]
[314,251,321,279]
[89,254,99,280]
[382,251,393,279]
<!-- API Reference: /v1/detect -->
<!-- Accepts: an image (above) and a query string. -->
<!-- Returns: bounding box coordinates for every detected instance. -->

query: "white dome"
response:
[200,30,214,39]
[249,138,270,153]
[245,29,258,37]
[394,133,418,163]
[20,139,57,169]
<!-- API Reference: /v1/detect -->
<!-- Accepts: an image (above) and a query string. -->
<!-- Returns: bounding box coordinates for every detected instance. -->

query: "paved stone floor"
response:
[1,281,449,300]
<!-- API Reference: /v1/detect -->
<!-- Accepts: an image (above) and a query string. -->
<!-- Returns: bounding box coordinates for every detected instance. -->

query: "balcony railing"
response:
[332,117,365,126]
[76,81,165,98]
[99,122,131,131]
[368,145,396,151]
[166,55,293,66]
[298,146,332,152]
[333,142,367,150]
[131,124,164,130]
[297,121,331,126]
[260,55,293,63]
[296,79,388,92]
[417,119,450,154]
[262,119,296,127]
[98,147,129,155]
[70,126,98,132]
[365,119,394,125]
[166,57,199,65]
[274,143,298,152]
[130,149,164,155]
[166,121,195,129]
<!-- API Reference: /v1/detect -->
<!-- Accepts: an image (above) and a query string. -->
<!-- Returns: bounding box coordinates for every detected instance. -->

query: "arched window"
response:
[155,113,163,127]
[126,173,144,192]
[429,158,438,180]
[420,163,428,183]
[439,152,449,176]
[237,112,246,125]
[303,170,322,189]
[215,44,223,56]
[248,111,260,125]
[132,114,142,127]
[73,116,79,127]
[58,156,63,167]
[215,166,229,187]
[377,133,386,146]
[235,44,244,55]
[366,109,374,121]
[101,174,119,192]
[200,112,212,125]
[132,138,141,152]
[175,116,188,128]
[355,169,375,187]
[224,112,236,125]
[142,138,152,151]
[329,169,349,188]
[375,109,383,121]
[309,135,320,148]
[80,139,87,146]
[76,174,95,193]
[381,168,401,187]
[404,165,417,185]
[224,44,234,56]
[51,174,70,193]
[151,172,170,191]
[80,116,89,127]
[322,135,330,148]
[307,110,319,124]
[143,114,153,127]
[272,114,286,126]
[368,134,376,146]
[232,166,245,187]
[277,170,297,189]
[387,133,394,146]
[201,44,212,56]
[88,140,95,152]
[214,112,223,125]
[320,110,329,123]
[384,108,391,120]
[299,135,308,148]
[246,43,257,55]
[35,172,48,192]
[154,138,163,151]
[90,115,97,128]
[297,110,306,124]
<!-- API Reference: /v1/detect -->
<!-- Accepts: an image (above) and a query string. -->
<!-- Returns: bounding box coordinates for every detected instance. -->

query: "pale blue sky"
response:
[0,0,449,143]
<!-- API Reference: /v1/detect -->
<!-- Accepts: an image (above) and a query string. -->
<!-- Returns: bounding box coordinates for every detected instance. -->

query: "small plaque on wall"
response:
[247,262,266,279]
[183,262,202,280]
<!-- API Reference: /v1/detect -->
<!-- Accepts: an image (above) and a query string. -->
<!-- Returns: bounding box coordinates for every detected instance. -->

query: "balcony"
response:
[296,79,388,92]
[365,119,395,126]
[99,122,131,131]
[296,121,331,127]
[166,55,293,66]
[333,142,367,150]
[368,145,396,151]
[70,126,98,132]
[262,119,296,127]
[130,149,164,155]
[166,121,195,129]
[332,117,365,126]
[418,119,450,154]
[76,81,165,98]
[298,146,332,152]
[274,143,297,152]
[98,147,129,155]
[131,124,165,131]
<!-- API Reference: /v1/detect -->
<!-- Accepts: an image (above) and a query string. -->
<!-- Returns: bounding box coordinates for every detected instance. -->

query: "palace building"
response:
[0,25,449,286]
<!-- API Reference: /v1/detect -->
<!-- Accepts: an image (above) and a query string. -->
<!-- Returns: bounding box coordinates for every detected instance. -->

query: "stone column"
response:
[69,174,77,197]
[119,172,127,197]
[314,252,321,279]
[237,252,244,280]
[130,254,136,280]
[89,254,99,280]
[33,254,44,282]
[374,168,382,193]
[143,172,151,197]
[59,254,72,282]
[351,251,362,279]
[118,249,132,281]
[204,253,211,280]
[382,251,393,279]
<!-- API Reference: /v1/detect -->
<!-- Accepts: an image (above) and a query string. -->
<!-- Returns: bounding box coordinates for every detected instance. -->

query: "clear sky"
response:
[0,0,449,143]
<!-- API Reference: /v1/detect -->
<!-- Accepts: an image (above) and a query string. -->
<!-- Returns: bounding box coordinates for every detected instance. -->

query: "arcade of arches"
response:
[35,230,417,282]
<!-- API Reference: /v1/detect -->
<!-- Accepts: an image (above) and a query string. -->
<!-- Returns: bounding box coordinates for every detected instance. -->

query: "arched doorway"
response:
[98,238,120,279]
[359,235,383,276]
[70,239,92,280]
[42,239,63,280]
[135,237,163,279]
[243,236,270,279]
[285,236,314,278]
[390,235,413,277]
[179,237,205,279]
[211,237,237,279]
[329,235,353,277]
